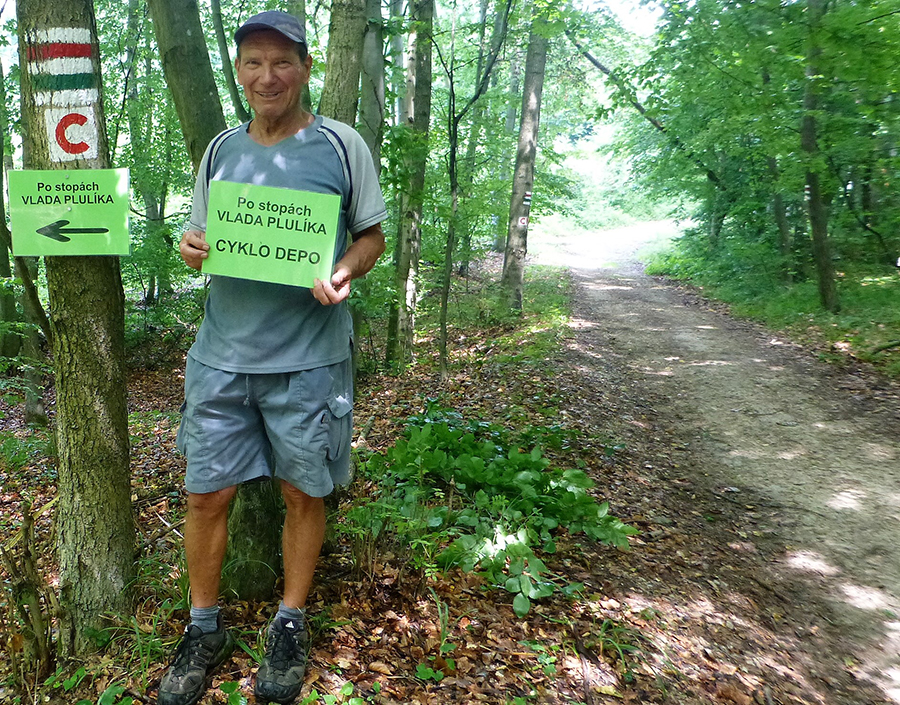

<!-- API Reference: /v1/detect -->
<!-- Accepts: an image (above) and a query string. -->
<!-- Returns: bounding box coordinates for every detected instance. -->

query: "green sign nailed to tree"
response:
[8,168,130,256]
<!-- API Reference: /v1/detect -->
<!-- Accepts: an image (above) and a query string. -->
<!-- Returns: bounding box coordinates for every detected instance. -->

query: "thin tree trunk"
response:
[767,156,792,283]
[501,24,549,311]
[211,0,250,122]
[0,57,22,360]
[286,0,312,113]
[358,0,385,172]
[146,0,226,172]
[494,57,519,252]
[17,0,134,657]
[126,0,171,305]
[386,0,433,367]
[318,0,366,125]
[390,0,406,125]
[457,0,491,278]
[801,0,839,313]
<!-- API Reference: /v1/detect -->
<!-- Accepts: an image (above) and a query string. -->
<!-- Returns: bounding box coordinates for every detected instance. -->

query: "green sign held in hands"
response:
[9,168,130,256]
[203,180,340,288]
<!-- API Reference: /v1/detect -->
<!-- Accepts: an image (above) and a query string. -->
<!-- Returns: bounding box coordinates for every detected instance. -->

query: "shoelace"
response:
[268,623,306,672]
[171,629,216,677]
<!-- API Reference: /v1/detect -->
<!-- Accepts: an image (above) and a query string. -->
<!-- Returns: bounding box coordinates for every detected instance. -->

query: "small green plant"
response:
[587,618,647,681]
[414,588,458,681]
[299,680,368,704]
[521,640,560,676]
[46,665,89,693]
[74,682,134,705]
[218,680,248,705]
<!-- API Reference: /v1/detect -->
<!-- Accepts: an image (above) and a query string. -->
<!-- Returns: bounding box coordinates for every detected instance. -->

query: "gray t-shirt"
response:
[187,116,387,374]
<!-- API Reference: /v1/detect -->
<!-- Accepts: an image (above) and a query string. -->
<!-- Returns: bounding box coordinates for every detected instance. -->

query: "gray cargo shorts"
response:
[176,356,353,497]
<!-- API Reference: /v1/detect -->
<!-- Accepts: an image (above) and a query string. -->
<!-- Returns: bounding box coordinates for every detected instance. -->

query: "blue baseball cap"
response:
[235,10,307,48]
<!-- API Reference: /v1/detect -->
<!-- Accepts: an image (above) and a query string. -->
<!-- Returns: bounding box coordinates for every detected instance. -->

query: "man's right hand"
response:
[180,230,209,271]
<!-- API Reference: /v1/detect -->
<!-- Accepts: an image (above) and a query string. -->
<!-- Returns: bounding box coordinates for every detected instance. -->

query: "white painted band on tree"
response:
[33,27,92,43]
[34,89,100,107]
[35,57,93,75]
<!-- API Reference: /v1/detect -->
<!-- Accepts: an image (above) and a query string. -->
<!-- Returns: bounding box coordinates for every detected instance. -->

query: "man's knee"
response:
[280,480,323,513]
[187,486,237,518]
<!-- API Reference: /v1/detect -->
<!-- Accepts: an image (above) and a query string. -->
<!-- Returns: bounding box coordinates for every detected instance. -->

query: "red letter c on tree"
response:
[55,113,90,155]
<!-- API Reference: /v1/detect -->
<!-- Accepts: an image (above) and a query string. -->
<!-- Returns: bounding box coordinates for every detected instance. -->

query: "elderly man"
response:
[157,11,386,705]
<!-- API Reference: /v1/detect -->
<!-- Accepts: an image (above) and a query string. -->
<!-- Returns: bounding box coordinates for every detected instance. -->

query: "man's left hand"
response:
[313,266,352,306]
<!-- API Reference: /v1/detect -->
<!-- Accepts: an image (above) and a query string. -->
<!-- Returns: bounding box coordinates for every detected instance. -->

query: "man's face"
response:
[236,30,311,123]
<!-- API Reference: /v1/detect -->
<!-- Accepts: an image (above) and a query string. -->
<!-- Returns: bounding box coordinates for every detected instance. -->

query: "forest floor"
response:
[3,221,900,705]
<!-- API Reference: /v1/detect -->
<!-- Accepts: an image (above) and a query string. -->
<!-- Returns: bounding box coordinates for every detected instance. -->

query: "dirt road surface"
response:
[531,221,900,704]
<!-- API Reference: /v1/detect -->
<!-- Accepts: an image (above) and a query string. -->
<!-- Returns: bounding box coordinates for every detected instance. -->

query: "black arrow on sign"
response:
[37,219,109,243]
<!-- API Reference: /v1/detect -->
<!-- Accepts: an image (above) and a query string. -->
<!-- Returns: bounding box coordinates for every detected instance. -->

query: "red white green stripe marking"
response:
[27,27,101,162]
[28,27,98,108]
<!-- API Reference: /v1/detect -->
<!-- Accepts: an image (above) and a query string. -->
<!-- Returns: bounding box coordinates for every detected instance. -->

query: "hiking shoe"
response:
[158,615,234,705]
[254,614,309,704]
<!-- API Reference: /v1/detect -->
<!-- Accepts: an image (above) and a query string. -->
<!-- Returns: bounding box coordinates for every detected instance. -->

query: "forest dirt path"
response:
[531,222,900,704]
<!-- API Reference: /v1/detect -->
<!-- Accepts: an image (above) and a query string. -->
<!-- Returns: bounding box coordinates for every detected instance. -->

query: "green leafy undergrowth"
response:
[342,408,636,615]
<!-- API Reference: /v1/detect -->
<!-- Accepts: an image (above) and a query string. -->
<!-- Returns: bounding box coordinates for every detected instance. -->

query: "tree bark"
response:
[502,23,549,311]
[318,0,366,125]
[801,0,839,313]
[358,0,385,173]
[0,57,22,360]
[767,156,793,283]
[17,0,134,657]
[286,0,313,113]
[146,0,226,172]
[390,0,406,125]
[386,0,433,367]
[126,0,171,305]
[494,56,520,252]
[211,0,250,123]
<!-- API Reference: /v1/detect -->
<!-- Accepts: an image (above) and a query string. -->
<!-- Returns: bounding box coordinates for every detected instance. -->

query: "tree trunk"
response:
[386,0,433,367]
[358,0,385,173]
[801,0,839,313]
[17,0,134,657]
[146,0,226,172]
[211,0,250,123]
[222,479,283,600]
[390,0,406,125]
[286,0,313,113]
[494,57,520,252]
[501,25,549,311]
[150,0,281,600]
[0,59,22,360]
[767,156,792,283]
[126,0,171,305]
[457,0,491,278]
[318,0,365,125]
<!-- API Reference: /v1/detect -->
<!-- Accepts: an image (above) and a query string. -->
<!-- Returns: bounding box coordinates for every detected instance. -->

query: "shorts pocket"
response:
[325,383,353,464]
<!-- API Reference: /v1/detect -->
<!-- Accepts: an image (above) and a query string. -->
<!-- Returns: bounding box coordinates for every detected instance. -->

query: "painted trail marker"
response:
[203,181,340,288]
[9,169,130,256]
[27,27,100,163]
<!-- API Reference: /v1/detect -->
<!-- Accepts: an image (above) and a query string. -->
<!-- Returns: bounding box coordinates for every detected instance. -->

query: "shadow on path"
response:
[536,221,900,704]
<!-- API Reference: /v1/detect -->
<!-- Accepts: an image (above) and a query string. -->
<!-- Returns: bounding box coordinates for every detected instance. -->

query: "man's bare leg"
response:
[184,486,237,608]
[279,480,325,608]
